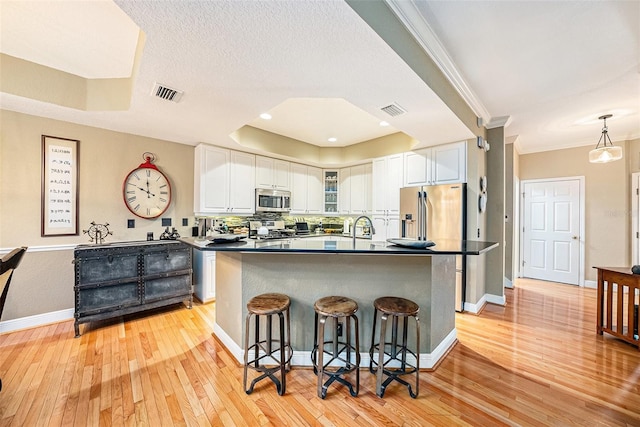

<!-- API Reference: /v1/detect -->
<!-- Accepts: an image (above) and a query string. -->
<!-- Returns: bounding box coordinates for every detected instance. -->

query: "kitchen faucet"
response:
[352,215,376,246]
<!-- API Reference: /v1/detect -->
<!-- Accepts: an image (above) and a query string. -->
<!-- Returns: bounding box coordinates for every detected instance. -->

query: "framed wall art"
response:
[41,135,79,236]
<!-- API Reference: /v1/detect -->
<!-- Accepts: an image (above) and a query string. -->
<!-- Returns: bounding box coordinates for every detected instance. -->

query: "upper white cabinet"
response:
[256,156,290,190]
[371,154,400,240]
[290,163,323,214]
[404,141,467,186]
[194,144,255,215]
[432,141,466,184]
[349,163,372,214]
[404,149,431,186]
[372,154,403,216]
[338,167,351,214]
[228,151,256,213]
[323,170,339,214]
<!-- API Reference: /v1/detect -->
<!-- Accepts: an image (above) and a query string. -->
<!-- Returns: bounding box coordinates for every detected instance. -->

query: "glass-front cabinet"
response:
[323,170,339,213]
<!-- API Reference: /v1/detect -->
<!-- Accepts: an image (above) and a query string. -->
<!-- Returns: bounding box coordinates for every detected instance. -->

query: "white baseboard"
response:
[213,322,457,370]
[0,308,74,334]
[464,292,506,314]
[486,293,506,306]
[584,280,597,289]
[504,277,513,289]
[464,295,486,314]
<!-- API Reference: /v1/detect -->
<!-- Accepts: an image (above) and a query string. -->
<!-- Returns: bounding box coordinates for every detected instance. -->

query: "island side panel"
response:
[230,252,455,354]
[429,255,457,348]
[215,252,244,346]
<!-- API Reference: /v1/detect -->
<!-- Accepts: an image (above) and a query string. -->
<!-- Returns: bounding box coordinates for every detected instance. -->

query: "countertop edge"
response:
[180,237,499,256]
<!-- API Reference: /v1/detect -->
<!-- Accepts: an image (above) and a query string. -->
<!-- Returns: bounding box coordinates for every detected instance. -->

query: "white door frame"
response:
[631,173,640,265]
[513,176,520,281]
[519,176,586,286]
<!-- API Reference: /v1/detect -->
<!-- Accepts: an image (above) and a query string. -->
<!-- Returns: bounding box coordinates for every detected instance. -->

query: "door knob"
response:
[572,236,578,240]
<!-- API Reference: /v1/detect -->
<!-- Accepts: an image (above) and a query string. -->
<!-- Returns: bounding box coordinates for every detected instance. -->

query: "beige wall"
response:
[505,143,515,283]
[465,138,488,305]
[232,125,418,166]
[485,127,505,298]
[1,110,195,320]
[519,139,638,282]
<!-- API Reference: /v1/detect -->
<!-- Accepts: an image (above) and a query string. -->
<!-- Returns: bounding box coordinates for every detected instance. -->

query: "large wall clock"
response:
[123,153,172,219]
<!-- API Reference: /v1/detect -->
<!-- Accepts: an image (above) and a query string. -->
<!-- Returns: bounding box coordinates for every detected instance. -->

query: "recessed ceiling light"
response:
[379,121,390,127]
[259,113,272,120]
[328,137,337,142]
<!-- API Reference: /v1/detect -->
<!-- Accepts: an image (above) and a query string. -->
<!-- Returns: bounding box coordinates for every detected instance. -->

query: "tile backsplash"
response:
[197,215,352,232]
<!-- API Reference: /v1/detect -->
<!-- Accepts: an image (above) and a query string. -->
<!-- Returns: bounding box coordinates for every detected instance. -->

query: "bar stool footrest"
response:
[369,343,419,399]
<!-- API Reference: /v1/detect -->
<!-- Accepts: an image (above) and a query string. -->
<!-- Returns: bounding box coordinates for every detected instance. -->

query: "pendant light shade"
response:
[589,114,622,163]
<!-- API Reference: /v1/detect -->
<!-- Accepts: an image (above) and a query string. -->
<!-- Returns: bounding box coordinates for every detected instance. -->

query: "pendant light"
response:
[588,114,622,163]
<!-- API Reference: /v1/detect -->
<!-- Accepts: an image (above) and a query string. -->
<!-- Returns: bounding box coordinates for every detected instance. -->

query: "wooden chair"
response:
[0,246,27,392]
[0,247,27,319]
[0,246,27,272]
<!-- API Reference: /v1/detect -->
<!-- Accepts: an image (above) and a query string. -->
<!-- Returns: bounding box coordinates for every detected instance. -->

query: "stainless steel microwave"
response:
[255,188,291,213]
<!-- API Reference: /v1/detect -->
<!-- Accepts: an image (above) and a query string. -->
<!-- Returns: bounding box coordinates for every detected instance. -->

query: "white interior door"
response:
[522,179,581,285]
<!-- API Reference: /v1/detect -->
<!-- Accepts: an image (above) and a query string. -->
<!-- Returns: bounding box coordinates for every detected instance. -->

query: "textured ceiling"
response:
[0,0,138,79]
[0,0,638,156]
[414,0,640,153]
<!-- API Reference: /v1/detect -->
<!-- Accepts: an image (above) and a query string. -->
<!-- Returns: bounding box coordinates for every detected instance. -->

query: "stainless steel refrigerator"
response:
[399,183,467,312]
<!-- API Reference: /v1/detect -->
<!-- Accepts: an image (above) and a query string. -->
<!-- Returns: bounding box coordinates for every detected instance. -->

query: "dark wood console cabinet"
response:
[74,240,193,337]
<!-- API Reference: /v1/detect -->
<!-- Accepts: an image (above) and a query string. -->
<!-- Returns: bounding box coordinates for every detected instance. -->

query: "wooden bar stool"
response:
[369,296,420,398]
[243,293,292,396]
[311,296,360,399]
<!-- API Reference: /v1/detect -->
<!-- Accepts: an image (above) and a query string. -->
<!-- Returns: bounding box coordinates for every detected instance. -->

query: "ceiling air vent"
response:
[380,102,407,117]
[151,83,183,103]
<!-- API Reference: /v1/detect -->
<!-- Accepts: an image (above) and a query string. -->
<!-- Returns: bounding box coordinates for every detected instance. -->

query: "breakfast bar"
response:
[182,236,497,369]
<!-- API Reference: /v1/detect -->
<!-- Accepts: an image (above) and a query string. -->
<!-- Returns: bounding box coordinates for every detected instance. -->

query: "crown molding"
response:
[385,0,492,124]
[486,115,512,129]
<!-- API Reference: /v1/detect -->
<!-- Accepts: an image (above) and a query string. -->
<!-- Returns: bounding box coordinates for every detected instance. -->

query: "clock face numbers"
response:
[123,167,171,219]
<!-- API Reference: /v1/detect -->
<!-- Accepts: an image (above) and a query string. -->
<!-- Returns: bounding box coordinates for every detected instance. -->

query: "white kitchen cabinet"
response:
[256,156,290,190]
[193,249,216,303]
[194,145,229,214]
[194,144,255,215]
[338,167,351,214]
[228,151,256,214]
[349,163,372,214]
[323,170,339,214]
[372,215,400,242]
[290,163,323,214]
[372,154,403,216]
[403,141,467,186]
[432,141,466,184]
[404,149,431,186]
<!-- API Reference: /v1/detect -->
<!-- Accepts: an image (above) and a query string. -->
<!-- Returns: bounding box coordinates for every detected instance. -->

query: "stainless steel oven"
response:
[255,188,291,213]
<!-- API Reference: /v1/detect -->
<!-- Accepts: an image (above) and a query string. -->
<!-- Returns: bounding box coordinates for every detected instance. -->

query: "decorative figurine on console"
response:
[159,226,180,240]
[83,221,112,244]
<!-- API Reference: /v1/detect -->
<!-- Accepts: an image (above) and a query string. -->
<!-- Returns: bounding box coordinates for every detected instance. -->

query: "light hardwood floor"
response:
[1,278,639,426]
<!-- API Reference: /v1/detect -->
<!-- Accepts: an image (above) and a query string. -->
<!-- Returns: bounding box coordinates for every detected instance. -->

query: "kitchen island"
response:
[182,236,497,369]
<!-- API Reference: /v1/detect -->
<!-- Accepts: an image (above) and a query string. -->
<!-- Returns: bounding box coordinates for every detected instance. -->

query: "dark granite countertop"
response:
[181,236,498,256]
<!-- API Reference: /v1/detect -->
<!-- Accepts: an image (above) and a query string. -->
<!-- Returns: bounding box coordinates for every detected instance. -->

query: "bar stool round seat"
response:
[247,293,290,315]
[243,293,292,396]
[311,296,360,399]
[369,296,420,398]
[314,295,358,317]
